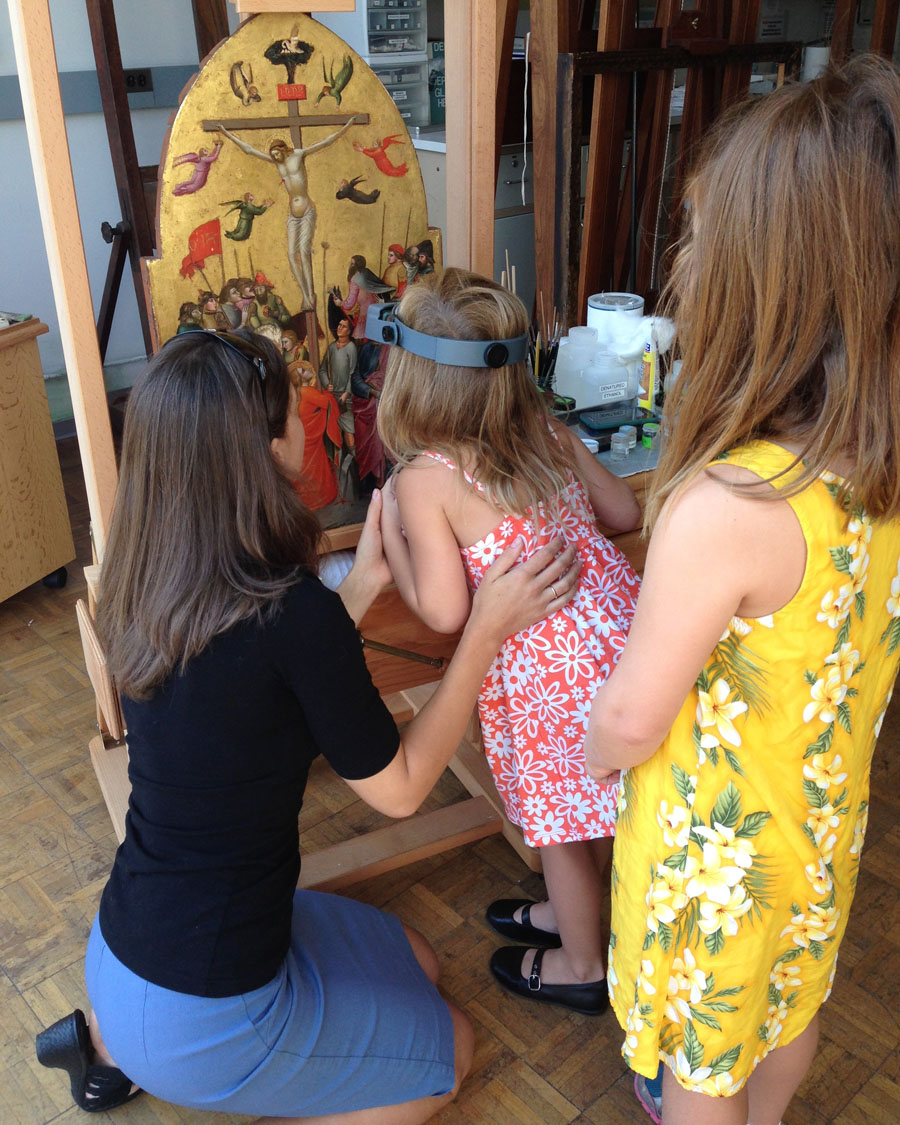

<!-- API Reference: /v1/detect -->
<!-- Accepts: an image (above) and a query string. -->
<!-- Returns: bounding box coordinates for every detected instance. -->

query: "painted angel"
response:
[229,61,260,106]
[316,55,353,107]
[351,135,408,178]
[172,141,223,196]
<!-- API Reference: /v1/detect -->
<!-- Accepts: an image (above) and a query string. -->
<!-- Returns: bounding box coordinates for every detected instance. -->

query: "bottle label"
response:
[599,380,629,401]
[639,342,656,410]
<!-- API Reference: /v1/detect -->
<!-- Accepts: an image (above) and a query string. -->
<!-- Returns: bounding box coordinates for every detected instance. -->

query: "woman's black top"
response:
[98,576,400,997]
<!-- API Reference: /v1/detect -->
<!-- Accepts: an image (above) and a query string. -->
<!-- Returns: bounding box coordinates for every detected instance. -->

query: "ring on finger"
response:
[549,584,558,599]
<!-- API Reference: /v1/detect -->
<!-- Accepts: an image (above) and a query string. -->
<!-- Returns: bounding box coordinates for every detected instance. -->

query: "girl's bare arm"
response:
[380,460,472,633]
[553,419,642,531]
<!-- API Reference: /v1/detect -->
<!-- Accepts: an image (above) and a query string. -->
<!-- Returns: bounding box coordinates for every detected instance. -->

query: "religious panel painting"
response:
[143,12,441,528]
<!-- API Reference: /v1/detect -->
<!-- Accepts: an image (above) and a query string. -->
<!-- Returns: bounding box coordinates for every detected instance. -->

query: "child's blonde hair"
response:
[649,54,900,529]
[377,267,572,516]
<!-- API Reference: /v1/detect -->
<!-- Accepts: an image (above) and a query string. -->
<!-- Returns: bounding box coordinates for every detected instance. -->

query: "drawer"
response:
[494,151,533,211]
[371,60,430,126]
[371,60,428,85]
[367,29,428,53]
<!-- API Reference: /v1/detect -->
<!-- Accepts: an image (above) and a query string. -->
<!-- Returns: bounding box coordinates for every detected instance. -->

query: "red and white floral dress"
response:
[423,451,640,847]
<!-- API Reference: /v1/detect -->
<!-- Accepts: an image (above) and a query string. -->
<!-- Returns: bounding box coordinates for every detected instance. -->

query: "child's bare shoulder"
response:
[394,453,459,501]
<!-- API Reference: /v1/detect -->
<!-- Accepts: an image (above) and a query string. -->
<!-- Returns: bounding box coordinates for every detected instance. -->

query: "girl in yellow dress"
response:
[586,56,900,1125]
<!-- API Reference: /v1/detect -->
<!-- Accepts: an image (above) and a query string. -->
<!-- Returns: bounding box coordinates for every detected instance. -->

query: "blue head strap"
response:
[365,302,528,369]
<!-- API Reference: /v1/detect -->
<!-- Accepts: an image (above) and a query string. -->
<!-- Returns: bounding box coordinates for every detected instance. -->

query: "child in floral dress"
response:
[587,56,900,1123]
[377,268,642,1014]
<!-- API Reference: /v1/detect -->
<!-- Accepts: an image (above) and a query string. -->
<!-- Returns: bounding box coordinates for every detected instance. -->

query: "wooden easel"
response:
[86,0,156,362]
[10,0,544,888]
[830,0,900,63]
[554,33,801,327]
[529,0,806,327]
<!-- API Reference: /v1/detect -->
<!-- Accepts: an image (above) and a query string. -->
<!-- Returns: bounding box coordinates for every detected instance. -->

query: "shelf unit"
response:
[315,0,430,128]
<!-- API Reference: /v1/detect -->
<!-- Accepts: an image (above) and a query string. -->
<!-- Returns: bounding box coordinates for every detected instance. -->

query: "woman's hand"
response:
[336,489,393,625]
[346,536,580,819]
[469,537,580,647]
[380,474,404,538]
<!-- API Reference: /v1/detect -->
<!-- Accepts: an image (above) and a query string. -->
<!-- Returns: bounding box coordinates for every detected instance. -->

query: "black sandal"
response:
[35,1009,141,1113]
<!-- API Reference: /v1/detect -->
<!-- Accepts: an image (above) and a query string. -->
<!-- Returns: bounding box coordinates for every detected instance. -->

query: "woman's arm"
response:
[344,535,579,816]
[553,419,642,532]
[380,460,473,634]
[585,468,806,778]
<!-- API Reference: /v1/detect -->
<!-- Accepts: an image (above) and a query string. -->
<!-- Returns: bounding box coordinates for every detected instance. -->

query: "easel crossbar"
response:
[555,40,803,325]
[567,42,802,78]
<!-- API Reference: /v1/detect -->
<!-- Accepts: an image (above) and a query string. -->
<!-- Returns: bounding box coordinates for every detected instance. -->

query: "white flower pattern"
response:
[606,443,900,1098]
[422,451,639,848]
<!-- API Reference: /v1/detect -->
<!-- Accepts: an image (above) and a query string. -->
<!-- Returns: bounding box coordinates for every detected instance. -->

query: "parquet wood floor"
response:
[1,438,898,1123]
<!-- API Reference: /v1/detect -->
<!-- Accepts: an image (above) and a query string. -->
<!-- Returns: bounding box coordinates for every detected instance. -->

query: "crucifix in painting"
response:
[207,105,369,314]
[203,94,369,367]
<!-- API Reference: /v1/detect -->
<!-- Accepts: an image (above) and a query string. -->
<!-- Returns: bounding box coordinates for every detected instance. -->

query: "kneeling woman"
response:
[36,328,577,1124]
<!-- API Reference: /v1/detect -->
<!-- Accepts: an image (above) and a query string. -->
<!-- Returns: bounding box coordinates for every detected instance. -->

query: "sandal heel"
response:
[36,1011,89,1074]
[35,1008,141,1113]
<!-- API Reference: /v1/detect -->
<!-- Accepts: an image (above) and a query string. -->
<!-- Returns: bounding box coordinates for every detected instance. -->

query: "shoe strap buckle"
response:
[528,949,543,991]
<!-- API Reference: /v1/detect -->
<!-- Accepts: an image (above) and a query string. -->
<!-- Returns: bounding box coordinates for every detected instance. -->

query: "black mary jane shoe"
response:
[489,946,609,1016]
[485,898,563,948]
[35,1009,141,1113]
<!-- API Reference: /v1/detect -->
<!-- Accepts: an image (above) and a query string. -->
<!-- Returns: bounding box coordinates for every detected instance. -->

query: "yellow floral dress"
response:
[609,441,900,1096]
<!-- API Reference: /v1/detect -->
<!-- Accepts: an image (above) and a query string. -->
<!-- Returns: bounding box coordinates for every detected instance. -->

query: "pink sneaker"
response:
[634,1073,662,1124]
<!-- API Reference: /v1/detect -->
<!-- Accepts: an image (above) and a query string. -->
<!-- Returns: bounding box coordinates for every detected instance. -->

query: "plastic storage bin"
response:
[317,0,428,62]
[315,0,429,125]
[371,59,429,127]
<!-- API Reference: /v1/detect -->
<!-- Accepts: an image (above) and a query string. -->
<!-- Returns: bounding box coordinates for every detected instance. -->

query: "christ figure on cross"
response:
[217,116,362,311]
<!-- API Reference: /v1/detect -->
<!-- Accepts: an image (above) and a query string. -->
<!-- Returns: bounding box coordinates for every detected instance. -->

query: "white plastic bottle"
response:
[553,326,598,400]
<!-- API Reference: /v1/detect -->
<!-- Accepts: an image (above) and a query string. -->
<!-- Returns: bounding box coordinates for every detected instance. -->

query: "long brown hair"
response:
[97,329,322,700]
[377,267,572,516]
[649,54,900,529]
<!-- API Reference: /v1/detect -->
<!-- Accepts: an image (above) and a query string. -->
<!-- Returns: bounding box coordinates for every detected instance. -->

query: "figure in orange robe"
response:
[352,135,408,177]
[291,365,342,510]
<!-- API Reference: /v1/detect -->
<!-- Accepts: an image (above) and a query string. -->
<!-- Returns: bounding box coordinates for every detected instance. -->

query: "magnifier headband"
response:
[366,302,528,369]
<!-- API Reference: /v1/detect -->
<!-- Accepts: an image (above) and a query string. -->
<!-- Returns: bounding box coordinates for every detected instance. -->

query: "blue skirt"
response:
[85,890,455,1116]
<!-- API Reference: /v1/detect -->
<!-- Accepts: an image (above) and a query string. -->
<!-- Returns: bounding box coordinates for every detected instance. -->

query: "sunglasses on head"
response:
[165,327,269,403]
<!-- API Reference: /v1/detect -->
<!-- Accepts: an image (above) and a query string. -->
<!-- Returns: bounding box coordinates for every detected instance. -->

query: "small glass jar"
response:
[580,437,599,455]
[617,424,637,452]
[642,422,660,449]
[609,432,629,461]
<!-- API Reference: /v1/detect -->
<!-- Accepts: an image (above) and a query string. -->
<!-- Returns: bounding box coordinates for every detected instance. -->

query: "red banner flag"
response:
[180,219,222,279]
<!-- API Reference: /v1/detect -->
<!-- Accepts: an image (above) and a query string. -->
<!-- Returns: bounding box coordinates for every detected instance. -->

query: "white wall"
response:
[0,0,237,379]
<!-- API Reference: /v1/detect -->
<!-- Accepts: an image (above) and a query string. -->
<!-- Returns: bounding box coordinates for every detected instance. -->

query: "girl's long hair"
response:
[649,54,900,529]
[377,267,572,516]
[97,329,322,701]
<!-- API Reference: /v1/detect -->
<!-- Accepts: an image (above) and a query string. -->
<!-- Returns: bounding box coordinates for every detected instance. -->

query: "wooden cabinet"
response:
[0,320,74,601]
